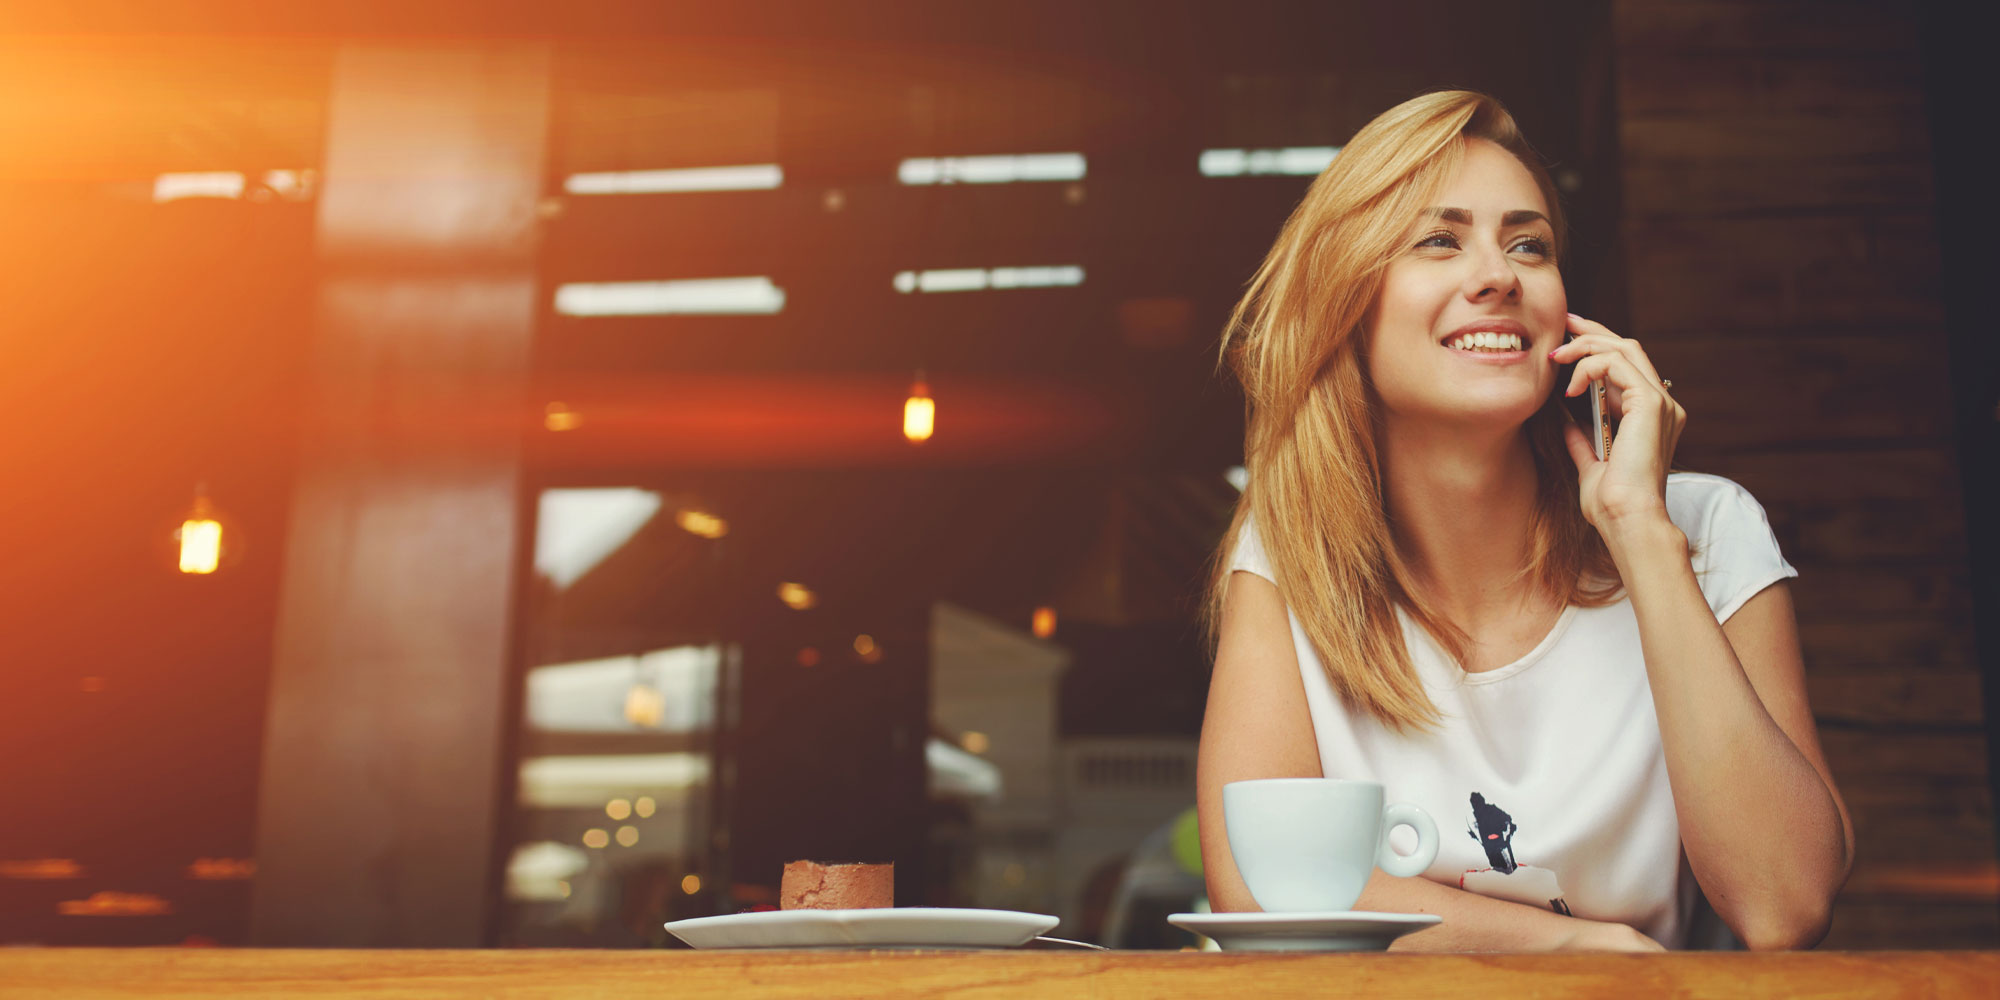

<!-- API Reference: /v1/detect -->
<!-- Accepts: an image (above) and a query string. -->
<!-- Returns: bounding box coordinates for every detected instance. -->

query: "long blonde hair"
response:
[1204,90,1624,733]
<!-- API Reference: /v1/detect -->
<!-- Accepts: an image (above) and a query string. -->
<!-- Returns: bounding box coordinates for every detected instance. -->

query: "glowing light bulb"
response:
[777,582,817,610]
[174,487,235,575]
[179,518,221,574]
[903,376,934,444]
[544,401,582,431]
[1032,606,1057,639]
[674,508,728,539]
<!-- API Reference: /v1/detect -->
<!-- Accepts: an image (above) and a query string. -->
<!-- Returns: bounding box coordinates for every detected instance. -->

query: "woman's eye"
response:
[1512,237,1554,258]
[1416,232,1459,250]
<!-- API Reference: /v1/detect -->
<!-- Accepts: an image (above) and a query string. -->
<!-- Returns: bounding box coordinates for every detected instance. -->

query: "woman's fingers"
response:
[1558,313,1665,388]
[1561,409,1600,469]
[1555,330,1666,388]
[1564,351,1656,405]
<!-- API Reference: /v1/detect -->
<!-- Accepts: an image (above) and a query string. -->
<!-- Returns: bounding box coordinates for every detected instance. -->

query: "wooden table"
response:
[1,949,1995,998]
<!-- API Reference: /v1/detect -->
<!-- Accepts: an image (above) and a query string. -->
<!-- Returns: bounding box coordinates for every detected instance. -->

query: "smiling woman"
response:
[1195,91,1853,954]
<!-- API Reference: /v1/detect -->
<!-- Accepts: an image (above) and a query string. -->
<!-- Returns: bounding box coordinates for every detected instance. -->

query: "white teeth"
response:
[1446,332,1523,352]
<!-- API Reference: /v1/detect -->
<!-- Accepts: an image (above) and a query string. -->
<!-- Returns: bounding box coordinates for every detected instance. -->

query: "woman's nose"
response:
[1463,245,1522,302]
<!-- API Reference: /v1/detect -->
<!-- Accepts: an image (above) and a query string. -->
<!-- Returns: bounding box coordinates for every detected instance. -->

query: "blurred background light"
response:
[1031,606,1057,639]
[564,164,782,195]
[892,266,1084,294]
[1197,146,1341,177]
[554,277,786,316]
[0,859,84,880]
[152,172,243,202]
[776,582,817,610]
[520,754,708,810]
[175,488,230,575]
[544,402,582,432]
[673,508,728,539]
[903,377,934,443]
[897,153,1086,185]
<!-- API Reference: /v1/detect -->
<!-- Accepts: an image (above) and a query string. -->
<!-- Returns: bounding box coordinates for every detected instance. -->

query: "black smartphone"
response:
[1556,332,1610,461]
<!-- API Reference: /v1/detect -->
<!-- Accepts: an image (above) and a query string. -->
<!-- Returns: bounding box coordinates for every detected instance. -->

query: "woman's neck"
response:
[1377,417,1546,625]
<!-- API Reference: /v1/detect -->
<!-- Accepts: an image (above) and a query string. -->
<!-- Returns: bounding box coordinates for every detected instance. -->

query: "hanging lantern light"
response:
[903,371,934,445]
[174,485,235,575]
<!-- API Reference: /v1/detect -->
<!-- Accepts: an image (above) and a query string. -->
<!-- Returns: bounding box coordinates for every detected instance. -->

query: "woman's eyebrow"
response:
[1423,207,1551,227]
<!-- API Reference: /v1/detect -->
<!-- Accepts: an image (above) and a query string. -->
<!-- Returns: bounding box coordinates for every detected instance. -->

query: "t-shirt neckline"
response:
[1400,602,1580,685]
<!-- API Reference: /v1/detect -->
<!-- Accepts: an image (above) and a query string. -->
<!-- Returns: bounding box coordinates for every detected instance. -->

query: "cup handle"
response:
[1376,802,1440,878]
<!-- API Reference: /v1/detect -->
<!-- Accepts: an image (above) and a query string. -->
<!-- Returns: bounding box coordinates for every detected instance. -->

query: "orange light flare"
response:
[525,374,1129,467]
[57,891,173,917]
[0,858,85,880]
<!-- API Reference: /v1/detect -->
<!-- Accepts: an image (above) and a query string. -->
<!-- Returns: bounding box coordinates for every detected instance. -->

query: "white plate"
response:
[665,907,1060,950]
[1168,911,1442,952]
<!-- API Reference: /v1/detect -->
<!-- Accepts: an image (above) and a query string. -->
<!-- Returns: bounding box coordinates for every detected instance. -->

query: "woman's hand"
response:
[1557,919,1668,953]
[1549,313,1686,535]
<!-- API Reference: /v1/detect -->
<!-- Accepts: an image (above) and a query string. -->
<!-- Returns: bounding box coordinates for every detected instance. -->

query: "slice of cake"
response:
[780,860,894,910]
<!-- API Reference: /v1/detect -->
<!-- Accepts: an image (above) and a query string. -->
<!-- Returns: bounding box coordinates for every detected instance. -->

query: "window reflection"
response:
[502,487,731,946]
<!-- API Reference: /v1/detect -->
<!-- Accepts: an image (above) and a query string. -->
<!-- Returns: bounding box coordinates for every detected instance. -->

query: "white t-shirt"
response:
[1227,472,1797,948]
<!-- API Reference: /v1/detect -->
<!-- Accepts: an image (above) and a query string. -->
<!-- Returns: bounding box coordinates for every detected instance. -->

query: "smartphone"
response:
[1556,333,1611,461]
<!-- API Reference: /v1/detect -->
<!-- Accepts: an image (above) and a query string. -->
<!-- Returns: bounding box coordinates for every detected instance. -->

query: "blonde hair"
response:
[1204,90,1624,733]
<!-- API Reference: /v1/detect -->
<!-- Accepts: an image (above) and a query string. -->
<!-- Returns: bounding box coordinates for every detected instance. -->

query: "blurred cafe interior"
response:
[1,0,1995,954]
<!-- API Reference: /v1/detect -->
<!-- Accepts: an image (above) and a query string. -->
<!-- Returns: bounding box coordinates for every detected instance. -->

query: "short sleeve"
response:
[1228,512,1278,584]
[1665,473,1799,624]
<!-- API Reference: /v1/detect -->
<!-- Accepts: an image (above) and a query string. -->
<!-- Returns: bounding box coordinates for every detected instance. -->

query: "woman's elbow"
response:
[1736,898,1833,951]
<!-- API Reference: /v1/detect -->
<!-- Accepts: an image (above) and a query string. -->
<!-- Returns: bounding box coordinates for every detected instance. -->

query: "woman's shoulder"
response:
[1663,471,1776,536]
[1662,471,1798,621]
[1227,508,1278,584]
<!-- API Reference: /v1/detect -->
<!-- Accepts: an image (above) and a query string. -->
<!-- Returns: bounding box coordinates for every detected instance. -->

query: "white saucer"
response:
[665,907,1059,950]
[1167,911,1442,952]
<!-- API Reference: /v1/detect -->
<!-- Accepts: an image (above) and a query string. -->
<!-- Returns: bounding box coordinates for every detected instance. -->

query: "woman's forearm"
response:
[1605,517,1849,949]
[1355,871,1648,952]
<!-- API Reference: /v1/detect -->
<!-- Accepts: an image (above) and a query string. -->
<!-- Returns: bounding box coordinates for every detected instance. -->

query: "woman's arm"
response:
[1558,317,1854,950]
[1357,870,1663,952]
[1195,570,1323,913]
[1197,570,1661,951]
[1606,524,1853,950]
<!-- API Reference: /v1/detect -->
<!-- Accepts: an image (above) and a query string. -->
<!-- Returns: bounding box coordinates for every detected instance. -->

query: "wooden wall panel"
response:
[1613,0,1995,948]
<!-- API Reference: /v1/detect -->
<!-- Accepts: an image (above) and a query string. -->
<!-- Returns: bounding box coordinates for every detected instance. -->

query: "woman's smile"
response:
[1440,318,1535,364]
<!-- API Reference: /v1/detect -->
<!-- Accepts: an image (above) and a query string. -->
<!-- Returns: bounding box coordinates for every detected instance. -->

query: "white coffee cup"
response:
[1224,778,1440,913]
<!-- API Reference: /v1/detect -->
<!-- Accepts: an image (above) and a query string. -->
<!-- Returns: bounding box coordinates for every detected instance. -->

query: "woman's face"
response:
[1364,138,1566,431]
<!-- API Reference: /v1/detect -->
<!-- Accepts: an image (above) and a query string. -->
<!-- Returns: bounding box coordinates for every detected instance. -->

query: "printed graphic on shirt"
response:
[1460,792,1571,916]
